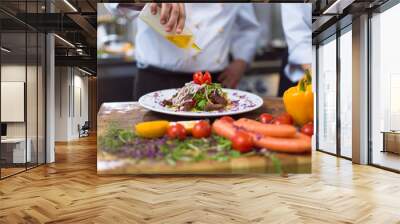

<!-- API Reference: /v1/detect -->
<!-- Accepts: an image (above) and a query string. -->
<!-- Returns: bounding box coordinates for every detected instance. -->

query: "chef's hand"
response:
[218,59,247,88]
[150,3,186,34]
[301,64,311,71]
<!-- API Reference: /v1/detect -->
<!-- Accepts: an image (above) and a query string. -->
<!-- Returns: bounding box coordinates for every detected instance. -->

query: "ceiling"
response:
[0,0,97,74]
[311,0,391,43]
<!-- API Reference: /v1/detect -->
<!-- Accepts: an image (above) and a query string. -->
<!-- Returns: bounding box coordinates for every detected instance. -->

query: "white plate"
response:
[139,88,263,117]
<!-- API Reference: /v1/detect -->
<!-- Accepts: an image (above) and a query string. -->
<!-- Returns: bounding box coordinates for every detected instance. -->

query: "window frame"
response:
[0,0,48,180]
[367,0,400,173]
[315,21,353,160]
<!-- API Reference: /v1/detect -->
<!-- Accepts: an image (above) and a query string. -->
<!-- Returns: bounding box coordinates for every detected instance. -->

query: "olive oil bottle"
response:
[165,34,201,50]
[139,4,201,51]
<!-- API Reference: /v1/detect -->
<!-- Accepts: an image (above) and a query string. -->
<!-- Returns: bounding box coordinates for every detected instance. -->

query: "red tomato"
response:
[192,120,211,138]
[272,119,284,125]
[259,113,273,124]
[193,71,203,85]
[203,71,212,84]
[273,113,293,125]
[282,113,294,124]
[167,124,186,140]
[301,122,314,136]
[220,116,235,123]
[231,131,253,153]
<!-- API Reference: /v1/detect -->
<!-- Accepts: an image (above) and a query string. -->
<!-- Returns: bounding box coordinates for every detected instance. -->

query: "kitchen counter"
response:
[97,97,311,174]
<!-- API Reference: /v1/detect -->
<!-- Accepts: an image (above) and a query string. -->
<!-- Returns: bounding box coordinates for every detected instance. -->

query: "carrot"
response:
[234,118,296,138]
[249,132,311,153]
[212,118,311,153]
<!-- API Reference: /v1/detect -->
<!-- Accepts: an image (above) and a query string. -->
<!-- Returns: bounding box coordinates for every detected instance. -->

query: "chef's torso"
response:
[135,3,244,72]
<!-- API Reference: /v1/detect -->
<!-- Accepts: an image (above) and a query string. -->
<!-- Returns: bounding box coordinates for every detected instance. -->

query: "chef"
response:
[278,3,312,96]
[106,3,261,100]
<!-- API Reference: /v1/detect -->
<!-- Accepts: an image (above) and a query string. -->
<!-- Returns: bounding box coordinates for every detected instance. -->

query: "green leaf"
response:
[214,135,232,150]
[118,129,135,143]
[98,122,138,153]
[196,99,207,110]
[172,148,184,161]
[194,153,205,162]
[166,156,176,166]
[160,145,170,154]
[304,69,312,84]
[269,154,282,174]
[230,150,241,158]
[215,155,229,162]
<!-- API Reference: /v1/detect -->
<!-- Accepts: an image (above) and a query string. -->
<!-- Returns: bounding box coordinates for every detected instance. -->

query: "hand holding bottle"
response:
[149,3,186,34]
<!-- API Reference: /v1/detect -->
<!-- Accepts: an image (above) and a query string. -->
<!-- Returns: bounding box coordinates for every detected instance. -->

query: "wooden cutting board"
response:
[97,97,311,174]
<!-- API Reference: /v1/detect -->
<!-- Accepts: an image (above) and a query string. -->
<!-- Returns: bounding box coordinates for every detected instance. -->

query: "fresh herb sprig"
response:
[99,123,135,152]
[161,134,240,165]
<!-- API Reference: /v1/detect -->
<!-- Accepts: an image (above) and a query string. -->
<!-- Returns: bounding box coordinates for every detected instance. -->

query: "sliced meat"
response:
[180,99,195,111]
[210,91,227,105]
[181,103,194,111]
[205,102,225,111]
[161,99,172,106]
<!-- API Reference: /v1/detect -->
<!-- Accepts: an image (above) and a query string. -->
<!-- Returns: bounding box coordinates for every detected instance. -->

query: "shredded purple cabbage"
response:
[117,136,168,160]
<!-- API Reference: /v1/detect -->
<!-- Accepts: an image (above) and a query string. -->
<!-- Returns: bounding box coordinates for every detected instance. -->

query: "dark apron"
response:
[134,65,222,101]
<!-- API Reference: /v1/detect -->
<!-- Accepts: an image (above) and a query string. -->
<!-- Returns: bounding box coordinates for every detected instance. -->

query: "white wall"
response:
[1,63,46,164]
[1,65,26,140]
[54,67,89,141]
[55,67,70,141]
[0,65,39,138]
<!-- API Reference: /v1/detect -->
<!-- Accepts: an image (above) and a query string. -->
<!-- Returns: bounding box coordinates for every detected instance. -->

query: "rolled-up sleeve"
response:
[104,3,141,17]
[104,3,119,13]
[230,4,261,64]
[281,3,312,65]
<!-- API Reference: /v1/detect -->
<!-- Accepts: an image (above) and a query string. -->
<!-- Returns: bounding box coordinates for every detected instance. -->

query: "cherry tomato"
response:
[192,120,211,138]
[273,113,293,125]
[167,123,186,140]
[301,122,314,136]
[259,113,273,124]
[220,116,235,123]
[282,113,294,124]
[231,131,253,153]
[193,71,203,85]
[203,71,212,84]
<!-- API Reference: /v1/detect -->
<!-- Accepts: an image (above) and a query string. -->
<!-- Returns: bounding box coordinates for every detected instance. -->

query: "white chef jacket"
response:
[281,3,312,82]
[106,3,260,73]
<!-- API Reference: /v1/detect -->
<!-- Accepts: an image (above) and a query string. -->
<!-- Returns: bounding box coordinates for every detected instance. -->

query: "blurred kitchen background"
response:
[97,3,288,106]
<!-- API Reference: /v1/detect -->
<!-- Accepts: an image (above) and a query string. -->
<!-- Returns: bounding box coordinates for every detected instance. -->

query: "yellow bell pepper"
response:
[283,70,314,126]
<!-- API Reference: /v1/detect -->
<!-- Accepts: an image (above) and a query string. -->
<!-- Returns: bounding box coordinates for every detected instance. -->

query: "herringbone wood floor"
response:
[1,135,399,224]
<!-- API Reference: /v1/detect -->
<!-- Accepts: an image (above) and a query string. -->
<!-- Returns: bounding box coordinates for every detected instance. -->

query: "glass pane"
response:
[1,21,27,177]
[27,31,38,169]
[339,29,352,158]
[371,4,400,171]
[26,0,39,169]
[38,32,45,165]
[317,37,337,154]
